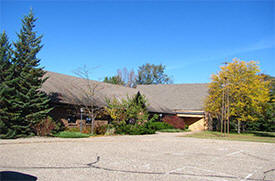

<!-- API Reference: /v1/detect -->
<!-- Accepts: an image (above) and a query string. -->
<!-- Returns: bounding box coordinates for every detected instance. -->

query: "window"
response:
[67,116,76,123]
[86,117,91,124]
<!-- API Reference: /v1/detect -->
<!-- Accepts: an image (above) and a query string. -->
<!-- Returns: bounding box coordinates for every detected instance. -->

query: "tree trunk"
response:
[237,120,241,134]
[91,117,95,135]
[208,113,213,131]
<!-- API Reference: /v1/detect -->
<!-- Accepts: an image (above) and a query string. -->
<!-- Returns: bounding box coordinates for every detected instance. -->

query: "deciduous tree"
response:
[136,63,172,85]
[117,68,136,88]
[104,68,136,88]
[204,59,270,134]
[70,66,105,134]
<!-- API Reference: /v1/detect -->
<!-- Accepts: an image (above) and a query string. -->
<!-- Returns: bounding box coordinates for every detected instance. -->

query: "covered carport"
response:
[176,110,207,131]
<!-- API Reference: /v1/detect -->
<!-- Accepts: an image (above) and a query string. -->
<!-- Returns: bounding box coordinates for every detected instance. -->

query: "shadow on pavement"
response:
[252,132,275,138]
[0,171,37,181]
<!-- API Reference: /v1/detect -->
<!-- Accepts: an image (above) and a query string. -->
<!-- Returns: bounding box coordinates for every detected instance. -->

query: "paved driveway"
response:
[0,133,274,181]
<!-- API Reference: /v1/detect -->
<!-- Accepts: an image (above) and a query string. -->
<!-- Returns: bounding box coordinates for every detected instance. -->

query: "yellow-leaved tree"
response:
[204,59,270,134]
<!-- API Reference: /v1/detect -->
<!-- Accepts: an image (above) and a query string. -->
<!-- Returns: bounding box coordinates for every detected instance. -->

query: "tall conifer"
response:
[0,32,17,138]
[11,10,52,137]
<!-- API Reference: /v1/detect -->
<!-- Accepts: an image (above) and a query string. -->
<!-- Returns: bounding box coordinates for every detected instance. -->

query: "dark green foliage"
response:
[11,10,53,137]
[114,121,156,135]
[146,121,174,131]
[114,121,179,135]
[0,32,20,138]
[245,103,275,132]
[0,10,52,138]
[0,32,11,133]
[262,74,275,102]
[103,75,124,85]
[136,63,172,85]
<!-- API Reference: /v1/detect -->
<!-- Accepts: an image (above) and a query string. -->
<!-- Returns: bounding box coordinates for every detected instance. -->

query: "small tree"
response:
[103,75,124,85]
[204,59,270,134]
[117,68,136,88]
[103,68,137,88]
[68,66,105,135]
[136,63,172,85]
[105,92,159,135]
[105,92,149,126]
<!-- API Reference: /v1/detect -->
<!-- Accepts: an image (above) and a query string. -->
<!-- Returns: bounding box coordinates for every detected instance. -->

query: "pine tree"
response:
[0,32,12,137]
[11,10,52,137]
[0,32,21,138]
[103,75,124,85]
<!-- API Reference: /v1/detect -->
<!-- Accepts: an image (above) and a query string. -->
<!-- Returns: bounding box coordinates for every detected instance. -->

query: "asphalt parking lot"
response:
[0,132,274,181]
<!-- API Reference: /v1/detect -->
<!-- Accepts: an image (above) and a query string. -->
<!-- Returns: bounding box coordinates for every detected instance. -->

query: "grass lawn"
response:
[54,131,91,138]
[158,128,186,133]
[183,131,275,143]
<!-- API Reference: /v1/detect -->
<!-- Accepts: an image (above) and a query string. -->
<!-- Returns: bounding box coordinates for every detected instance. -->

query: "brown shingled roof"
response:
[42,71,172,113]
[136,83,209,112]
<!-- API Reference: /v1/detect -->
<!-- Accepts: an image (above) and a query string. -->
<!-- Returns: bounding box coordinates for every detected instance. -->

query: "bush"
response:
[185,125,189,130]
[66,127,81,132]
[66,125,109,135]
[34,116,65,136]
[105,92,161,135]
[105,127,115,136]
[114,122,155,135]
[147,121,174,131]
[95,124,108,135]
[113,121,181,135]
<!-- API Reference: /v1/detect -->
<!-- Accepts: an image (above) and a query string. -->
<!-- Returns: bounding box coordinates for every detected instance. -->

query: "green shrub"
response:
[105,92,160,135]
[185,125,189,130]
[114,122,155,135]
[113,121,179,135]
[147,121,174,131]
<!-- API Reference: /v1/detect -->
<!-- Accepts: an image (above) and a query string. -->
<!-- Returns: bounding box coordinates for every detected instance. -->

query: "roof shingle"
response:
[136,83,209,111]
[42,71,172,113]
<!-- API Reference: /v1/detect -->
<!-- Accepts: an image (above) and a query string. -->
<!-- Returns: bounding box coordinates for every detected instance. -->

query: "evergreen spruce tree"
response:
[0,32,22,138]
[0,32,17,138]
[11,10,52,137]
